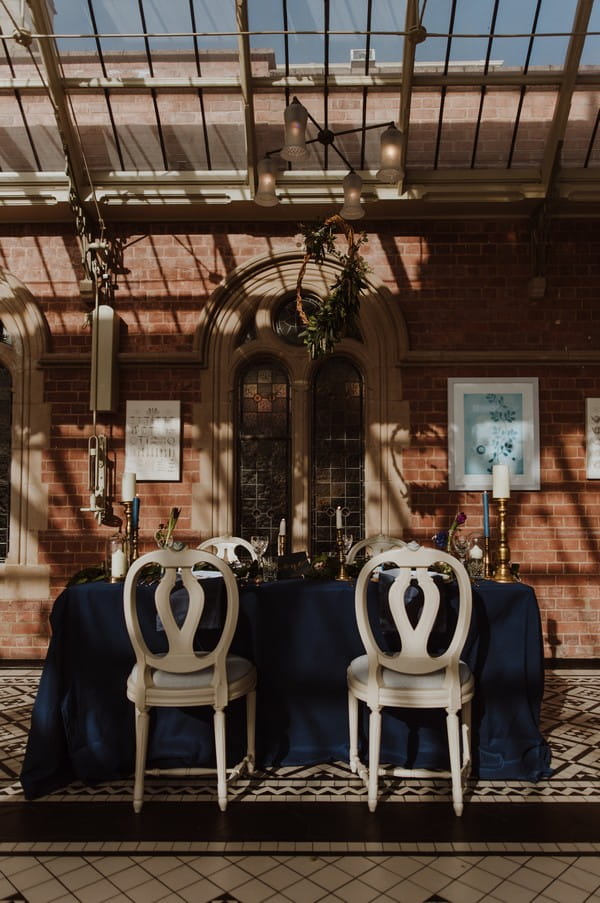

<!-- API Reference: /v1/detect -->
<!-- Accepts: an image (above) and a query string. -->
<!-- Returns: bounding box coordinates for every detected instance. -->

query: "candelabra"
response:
[494,497,513,582]
[336,528,350,581]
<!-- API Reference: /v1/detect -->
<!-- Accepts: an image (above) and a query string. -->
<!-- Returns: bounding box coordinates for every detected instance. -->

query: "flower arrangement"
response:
[433,511,467,554]
[154,507,182,549]
[294,215,370,359]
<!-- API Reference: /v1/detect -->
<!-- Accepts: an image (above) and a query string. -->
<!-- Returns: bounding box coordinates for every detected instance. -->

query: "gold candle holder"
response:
[336,527,350,581]
[122,500,139,565]
[483,536,492,578]
[494,497,513,583]
[277,534,286,556]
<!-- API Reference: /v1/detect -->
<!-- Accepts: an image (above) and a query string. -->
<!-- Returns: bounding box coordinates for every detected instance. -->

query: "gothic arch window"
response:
[236,360,291,549]
[311,357,364,557]
[0,364,11,561]
[193,253,410,552]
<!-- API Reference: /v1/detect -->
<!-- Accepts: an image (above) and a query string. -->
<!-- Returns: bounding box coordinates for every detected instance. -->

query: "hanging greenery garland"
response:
[294,214,370,359]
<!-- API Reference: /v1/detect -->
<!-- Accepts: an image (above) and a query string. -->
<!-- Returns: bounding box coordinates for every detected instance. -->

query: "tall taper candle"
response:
[492,464,510,499]
[336,506,343,529]
[482,490,490,538]
[122,472,136,502]
[279,518,286,536]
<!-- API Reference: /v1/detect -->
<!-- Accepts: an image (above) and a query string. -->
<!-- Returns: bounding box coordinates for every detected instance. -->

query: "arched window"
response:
[0,364,11,561]
[236,361,291,551]
[311,358,364,557]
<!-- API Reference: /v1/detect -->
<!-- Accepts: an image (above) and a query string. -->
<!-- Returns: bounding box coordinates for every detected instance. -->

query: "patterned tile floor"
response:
[0,666,598,901]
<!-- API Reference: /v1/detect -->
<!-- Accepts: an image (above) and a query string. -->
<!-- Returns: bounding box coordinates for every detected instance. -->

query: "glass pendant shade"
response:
[281,98,308,161]
[255,157,279,206]
[340,172,364,220]
[376,124,403,183]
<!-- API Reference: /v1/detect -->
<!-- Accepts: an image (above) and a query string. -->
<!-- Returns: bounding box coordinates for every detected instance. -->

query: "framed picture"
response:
[448,378,540,491]
[585,398,600,479]
[125,400,181,482]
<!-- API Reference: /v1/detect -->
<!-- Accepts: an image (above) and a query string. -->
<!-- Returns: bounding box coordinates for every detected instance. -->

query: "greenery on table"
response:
[295,215,370,358]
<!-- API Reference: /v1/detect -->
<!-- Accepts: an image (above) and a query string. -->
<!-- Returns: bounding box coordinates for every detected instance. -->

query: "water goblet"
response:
[451,531,470,566]
[342,534,354,557]
[250,535,269,568]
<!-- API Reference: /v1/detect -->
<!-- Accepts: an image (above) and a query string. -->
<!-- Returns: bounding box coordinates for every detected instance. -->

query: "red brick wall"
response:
[1,217,599,660]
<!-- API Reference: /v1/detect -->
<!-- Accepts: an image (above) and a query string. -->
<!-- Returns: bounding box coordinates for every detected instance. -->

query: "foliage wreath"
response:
[295,214,370,358]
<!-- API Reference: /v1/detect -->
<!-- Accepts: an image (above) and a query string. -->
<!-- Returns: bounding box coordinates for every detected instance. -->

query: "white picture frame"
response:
[125,400,181,482]
[448,378,540,491]
[585,398,600,479]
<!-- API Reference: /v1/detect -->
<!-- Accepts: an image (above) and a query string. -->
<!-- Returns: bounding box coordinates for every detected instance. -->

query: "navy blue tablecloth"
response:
[20,577,551,799]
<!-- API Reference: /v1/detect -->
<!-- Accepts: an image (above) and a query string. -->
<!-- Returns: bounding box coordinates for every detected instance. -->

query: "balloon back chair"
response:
[345,535,406,564]
[347,544,474,815]
[123,546,256,812]
[197,535,257,565]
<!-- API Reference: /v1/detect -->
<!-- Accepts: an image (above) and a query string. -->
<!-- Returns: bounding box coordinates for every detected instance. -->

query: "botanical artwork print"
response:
[463,392,525,476]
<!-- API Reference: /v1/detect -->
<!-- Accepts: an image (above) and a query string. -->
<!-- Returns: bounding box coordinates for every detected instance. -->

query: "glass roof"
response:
[0,0,598,224]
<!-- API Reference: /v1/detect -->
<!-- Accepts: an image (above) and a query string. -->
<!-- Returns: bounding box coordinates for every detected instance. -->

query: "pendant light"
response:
[281,98,308,161]
[255,157,279,207]
[376,124,403,183]
[340,172,364,220]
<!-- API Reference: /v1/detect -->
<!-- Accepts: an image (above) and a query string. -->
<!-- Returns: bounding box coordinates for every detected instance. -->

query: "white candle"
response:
[279,518,286,536]
[336,506,343,529]
[121,472,136,502]
[492,464,510,499]
[111,549,126,579]
[469,543,484,560]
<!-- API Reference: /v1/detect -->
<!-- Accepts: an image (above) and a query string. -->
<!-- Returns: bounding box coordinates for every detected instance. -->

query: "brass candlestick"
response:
[483,536,492,578]
[336,527,350,581]
[494,497,513,583]
[122,500,138,564]
[278,534,286,556]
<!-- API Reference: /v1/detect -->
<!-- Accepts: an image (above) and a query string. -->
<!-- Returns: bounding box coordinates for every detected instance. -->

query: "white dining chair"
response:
[345,534,406,564]
[197,535,257,565]
[123,547,256,812]
[347,543,474,815]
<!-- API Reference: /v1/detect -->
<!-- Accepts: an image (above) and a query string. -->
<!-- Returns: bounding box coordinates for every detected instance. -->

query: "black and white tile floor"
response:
[0,666,599,902]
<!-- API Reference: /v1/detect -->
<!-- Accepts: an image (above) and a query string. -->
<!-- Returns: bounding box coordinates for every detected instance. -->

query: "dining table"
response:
[20,573,552,800]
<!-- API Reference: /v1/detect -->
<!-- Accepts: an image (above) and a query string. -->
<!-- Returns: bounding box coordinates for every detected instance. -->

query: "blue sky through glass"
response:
[51,0,596,71]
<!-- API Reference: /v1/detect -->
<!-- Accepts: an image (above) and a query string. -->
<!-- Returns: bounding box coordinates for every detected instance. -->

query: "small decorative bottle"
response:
[107,531,128,582]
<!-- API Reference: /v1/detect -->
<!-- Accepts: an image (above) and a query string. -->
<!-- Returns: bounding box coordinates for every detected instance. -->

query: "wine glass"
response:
[451,531,470,565]
[342,534,354,557]
[250,535,269,567]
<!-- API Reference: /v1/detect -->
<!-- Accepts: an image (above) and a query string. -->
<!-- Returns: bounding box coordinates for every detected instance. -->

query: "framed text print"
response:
[125,400,181,481]
[586,398,600,479]
[448,378,540,491]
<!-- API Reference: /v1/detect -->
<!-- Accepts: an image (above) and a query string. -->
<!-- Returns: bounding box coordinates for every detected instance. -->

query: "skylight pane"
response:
[369,0,406,67]
[526,0,578,68]
[437,87,481,168]
[329,0,368,68]
[563,90,600,167]
[581,0,600,68]
[0,92,63,171]
[509,87,555,167]
[405,88,443,169]
[475,89,523,167]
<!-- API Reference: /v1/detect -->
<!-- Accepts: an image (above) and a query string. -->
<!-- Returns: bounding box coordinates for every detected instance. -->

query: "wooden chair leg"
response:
[214,708,227,811]
[368,707,382,813]
[348,690,359,773]
[133,706,149,814]
[246,689,256,773]
[446,709,463,816]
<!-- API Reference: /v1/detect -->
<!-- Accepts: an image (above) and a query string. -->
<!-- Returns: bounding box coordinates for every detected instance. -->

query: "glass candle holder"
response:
[107,531,127,582]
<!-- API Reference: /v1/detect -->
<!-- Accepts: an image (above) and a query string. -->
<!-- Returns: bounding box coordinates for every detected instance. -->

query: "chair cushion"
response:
[348,654,472,689]
[133,655,254,689]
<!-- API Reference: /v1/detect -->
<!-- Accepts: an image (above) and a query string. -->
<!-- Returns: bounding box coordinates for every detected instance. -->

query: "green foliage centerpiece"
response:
[295,214,370,358]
